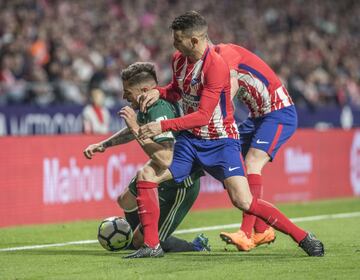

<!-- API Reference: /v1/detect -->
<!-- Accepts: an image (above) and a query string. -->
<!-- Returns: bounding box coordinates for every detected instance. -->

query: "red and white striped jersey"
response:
[159,46,239,139]
[215,44,294,118]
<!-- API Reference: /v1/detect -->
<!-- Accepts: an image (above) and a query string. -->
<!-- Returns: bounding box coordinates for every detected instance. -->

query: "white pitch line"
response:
[174,211,360,234]
[1,211,360,252]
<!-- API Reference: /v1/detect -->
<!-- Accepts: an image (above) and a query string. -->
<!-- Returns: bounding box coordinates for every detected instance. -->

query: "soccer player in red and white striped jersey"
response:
[215,43,299,250]
[127,11,324,258]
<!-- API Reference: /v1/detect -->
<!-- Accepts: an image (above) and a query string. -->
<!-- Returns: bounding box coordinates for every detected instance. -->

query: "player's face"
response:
[123,82,141,109]
[173,30,193,56]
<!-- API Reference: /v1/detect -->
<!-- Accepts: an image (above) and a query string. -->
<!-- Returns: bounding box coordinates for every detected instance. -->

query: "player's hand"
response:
[138,121,162,140]
[118,106,139,132]
[83,143,105,159]
[138,88,160,113]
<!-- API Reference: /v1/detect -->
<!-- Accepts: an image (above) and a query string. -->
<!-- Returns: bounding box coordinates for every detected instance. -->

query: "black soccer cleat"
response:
[299,233,325,257]
[123,244,164,259]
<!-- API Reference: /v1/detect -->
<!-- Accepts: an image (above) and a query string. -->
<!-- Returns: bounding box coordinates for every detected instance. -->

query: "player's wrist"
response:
[130,127,140,137]
[100,142,109,149]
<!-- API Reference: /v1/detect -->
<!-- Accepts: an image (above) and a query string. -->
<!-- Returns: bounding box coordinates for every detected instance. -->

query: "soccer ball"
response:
[97,216,133,251]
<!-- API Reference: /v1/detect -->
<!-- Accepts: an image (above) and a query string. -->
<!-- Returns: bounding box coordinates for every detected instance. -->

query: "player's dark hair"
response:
[121,62,158,86]
[171,11,208,35]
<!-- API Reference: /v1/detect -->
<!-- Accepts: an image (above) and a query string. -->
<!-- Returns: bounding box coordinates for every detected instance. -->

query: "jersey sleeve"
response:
[216,44,242,70]
[160,57,230,132]
[147,100,176,143]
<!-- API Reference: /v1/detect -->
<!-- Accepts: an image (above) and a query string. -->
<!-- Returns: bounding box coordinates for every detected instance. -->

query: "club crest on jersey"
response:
[191,78,200,86]
[190,77,201,93]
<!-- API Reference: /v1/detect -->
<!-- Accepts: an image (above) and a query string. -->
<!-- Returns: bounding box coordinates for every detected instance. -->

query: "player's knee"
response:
[228,190,252,211]
[117,194,123,208]
[245,153,267,173]
[245,148,270,173]
[117,190,137,210]
[245,154,258,168]
[136,166,154,181]
[157,158,172,170]
[117,193,127,209]
[231,196,251,211]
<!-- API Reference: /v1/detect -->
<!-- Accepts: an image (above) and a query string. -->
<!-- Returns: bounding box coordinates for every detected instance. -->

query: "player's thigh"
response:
[251,106,297,161]
[158,181,200,241]
[137,160,172,183]
[199,138,246,182]
[244,148,270,174]
[168,133,197,183]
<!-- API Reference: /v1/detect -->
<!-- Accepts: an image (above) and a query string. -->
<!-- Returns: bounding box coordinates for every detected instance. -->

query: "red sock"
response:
[136,181,159,248]
[248,198,307,243]
[249,174,270,234]
[240,174,262,238]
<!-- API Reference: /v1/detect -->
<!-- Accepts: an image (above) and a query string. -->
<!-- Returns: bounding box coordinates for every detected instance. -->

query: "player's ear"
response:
[191,36,198,47]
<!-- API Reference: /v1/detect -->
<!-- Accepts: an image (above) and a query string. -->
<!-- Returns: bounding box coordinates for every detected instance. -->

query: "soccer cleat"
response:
[192,233,211,252]
[123,244,164,259]
[252,227,276,247]
[220,230,255,251]
[299,233,325,257]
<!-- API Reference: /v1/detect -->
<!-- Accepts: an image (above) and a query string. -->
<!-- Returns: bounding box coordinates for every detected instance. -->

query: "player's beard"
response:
[176,45,192,57]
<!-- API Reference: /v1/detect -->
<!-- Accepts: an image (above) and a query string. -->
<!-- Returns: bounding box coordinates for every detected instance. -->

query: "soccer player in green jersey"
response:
[83,62,210,254]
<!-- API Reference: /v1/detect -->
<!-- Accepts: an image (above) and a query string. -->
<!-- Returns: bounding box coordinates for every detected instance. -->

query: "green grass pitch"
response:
[1,198,360,280]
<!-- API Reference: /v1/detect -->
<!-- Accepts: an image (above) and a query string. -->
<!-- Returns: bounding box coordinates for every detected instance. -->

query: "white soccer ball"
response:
[97,216,133,251]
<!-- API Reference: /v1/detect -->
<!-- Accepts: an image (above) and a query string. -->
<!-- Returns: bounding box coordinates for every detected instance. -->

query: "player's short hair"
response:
[121,62,158,86]
[170,11,208,36]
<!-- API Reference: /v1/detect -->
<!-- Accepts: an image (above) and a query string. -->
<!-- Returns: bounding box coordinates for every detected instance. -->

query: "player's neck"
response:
[188,42,208,62]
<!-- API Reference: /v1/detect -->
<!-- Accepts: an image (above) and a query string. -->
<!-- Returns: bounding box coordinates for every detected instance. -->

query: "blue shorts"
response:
[169,132,246,183]
[238,105,297,161]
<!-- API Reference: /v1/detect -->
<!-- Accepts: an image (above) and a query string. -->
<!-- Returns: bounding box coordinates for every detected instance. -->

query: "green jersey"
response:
[137,99,179,143]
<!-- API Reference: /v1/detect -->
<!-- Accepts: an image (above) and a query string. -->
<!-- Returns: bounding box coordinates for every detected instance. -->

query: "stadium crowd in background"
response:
[0,0,359,109]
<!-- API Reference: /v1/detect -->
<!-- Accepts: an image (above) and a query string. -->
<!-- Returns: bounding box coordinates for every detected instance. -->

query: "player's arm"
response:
[155,80,182,103]
[139,54,182,112]
[136,136,174,170]
[160,60,228,132]
[101,127,136,147]
[120,106,174,169]
[83,126,136,160]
